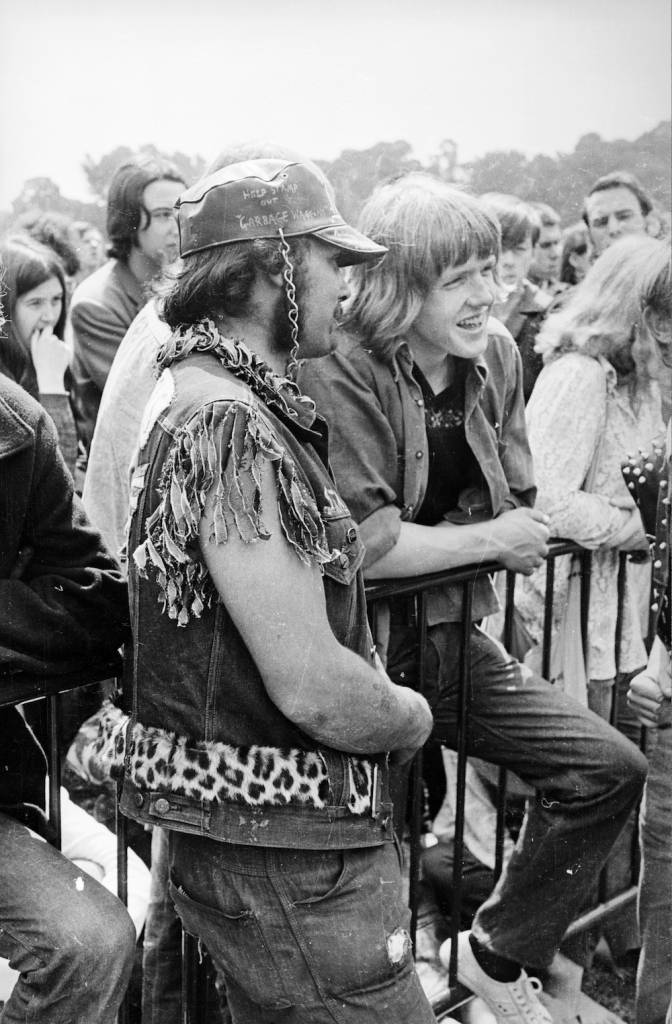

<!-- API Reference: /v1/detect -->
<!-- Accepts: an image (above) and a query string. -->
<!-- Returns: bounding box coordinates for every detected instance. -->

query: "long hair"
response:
[106,156,186,261]
[160,237,295,330]
[637,239,672,372]
[0,234,68,396]
[342,174,500,359]
[559,222,590,286]
[535,235,666,387]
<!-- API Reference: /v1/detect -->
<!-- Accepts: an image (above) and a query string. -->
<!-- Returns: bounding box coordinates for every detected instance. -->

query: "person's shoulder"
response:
[538,350,606,392]
[301,329,382,385]
[519,280,553,315]
[71,260,117,305]
[71,259,139,315]
[0,375,54,456]
[485,315,518,362]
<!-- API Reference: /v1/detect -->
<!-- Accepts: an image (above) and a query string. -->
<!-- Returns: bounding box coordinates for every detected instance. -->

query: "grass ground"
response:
[582,951,638,1024]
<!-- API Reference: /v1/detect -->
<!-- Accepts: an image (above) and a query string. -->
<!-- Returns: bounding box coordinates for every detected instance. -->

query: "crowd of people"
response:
[0,144,669,1024]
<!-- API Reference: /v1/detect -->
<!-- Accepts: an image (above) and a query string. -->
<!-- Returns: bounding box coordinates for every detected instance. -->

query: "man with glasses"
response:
[69,156,186,466]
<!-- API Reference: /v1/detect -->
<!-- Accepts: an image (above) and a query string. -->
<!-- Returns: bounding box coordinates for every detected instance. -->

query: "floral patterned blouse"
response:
[518,351,664,681]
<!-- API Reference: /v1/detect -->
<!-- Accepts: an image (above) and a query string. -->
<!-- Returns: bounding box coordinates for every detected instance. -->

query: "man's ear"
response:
[267,269,284,290]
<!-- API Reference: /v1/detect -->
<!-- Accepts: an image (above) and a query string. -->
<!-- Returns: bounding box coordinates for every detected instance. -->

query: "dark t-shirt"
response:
[414,360,478,525]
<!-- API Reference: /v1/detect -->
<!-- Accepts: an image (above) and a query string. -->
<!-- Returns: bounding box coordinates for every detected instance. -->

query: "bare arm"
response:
[198,459,433,758]
[365,507,551,579]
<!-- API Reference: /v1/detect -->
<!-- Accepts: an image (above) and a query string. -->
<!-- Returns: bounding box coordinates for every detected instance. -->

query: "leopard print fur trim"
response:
[95,701,374,815]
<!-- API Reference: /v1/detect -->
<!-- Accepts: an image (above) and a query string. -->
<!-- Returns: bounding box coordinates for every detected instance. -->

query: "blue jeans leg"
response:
[422,623,648,969]
[636,725,672,1024]
[168,834,436,1024]
[0,811,136,1024]
[141,826,183,1024]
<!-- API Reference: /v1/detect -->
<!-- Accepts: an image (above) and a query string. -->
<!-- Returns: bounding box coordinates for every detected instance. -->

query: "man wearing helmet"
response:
[105,151,437,1023]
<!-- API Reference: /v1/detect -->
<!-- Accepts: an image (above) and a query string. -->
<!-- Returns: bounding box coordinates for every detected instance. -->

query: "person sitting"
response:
[298,173,647,1024]
[0,346,135,1023]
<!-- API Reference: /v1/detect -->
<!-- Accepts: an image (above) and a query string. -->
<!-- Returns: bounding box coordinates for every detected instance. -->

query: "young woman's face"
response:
[13,276,63,346]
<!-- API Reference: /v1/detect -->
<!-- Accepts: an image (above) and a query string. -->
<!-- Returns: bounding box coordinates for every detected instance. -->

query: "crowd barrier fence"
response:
[0,543,640,1022]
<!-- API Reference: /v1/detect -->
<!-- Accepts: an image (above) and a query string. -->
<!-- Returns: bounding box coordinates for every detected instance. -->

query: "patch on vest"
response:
[95,701,374,814]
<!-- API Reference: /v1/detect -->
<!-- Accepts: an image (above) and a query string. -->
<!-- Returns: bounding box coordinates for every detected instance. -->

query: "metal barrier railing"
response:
[0,543,642,1022]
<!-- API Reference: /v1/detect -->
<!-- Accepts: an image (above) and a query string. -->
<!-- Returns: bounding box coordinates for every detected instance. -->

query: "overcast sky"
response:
[0,0,670,208]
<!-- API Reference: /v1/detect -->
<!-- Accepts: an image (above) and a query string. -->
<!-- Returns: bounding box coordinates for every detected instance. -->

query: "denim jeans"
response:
[0,811,135,1023]
[168,834,436,1024]
[636,724,672,1024]
[387,618,648,970]
[142,826,227,1024]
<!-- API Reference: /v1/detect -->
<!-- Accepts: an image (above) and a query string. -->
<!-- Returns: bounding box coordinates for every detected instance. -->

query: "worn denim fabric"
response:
[386,619,648,969]
[636,724,672,1024]
[141,826,182,1024]
[168,833,436,1024]
[0,811,135,1023]
[141,826,227,1024]
[121,353,392,850]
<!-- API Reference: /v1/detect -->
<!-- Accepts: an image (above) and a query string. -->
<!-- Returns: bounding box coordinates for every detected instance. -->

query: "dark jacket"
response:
[299,322,536,624]
[500,280,552,402]
[69,259,144,457]
[115,351,394,850]
[0,375,130,821]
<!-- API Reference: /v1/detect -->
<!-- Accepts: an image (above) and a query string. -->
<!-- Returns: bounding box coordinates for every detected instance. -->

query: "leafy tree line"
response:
[1,123,669,238]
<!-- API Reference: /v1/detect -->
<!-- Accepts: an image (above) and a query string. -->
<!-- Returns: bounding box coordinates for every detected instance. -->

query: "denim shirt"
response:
[299,320,536,625]
[112,350,394,850]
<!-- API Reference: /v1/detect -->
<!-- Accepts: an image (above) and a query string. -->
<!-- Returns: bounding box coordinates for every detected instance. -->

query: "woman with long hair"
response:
[0,233,77,473]
[517,234,667,969]
[521,235,666,711]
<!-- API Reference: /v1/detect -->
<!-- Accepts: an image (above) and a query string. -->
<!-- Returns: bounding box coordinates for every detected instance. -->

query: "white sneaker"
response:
[439,932,553,1024]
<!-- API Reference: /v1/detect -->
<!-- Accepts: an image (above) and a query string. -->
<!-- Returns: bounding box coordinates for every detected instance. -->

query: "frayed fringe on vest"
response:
[133,400,337,626]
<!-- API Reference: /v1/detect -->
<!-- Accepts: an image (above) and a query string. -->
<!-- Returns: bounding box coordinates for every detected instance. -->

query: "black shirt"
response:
[414,360,478,525]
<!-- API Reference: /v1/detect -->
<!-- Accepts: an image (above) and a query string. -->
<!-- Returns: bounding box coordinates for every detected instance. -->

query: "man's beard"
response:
[269,288,297,357]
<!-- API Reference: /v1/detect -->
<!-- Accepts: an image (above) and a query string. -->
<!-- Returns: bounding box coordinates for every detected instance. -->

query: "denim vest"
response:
[118,351,393,849]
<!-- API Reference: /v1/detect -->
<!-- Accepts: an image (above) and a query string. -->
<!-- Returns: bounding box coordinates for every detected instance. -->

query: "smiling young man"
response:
[299,173,647,1024]
[69,156,186,465]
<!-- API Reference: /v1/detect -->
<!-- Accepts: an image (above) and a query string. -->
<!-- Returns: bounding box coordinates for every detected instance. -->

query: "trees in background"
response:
[1,123,669,238]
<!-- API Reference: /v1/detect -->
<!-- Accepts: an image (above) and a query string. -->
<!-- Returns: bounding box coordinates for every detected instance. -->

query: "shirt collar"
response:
[391,337,488,387]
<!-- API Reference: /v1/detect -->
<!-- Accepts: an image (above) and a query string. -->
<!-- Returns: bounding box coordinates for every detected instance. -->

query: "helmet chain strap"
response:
[277,228,300,379]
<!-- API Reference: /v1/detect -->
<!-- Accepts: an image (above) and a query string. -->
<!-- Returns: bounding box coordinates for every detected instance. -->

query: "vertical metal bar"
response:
[611,552,628,729]
[579,549,592,678]
[494,572,516,881]
[47,694,62,849]
[447,579,473,986]
[409,591,428,949]
[541,556,556,682]
[116,782,129,908]
[182,930,201,1024]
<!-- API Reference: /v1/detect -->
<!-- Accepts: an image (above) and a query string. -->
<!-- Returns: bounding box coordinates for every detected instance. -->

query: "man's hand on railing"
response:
[485,507,551,576]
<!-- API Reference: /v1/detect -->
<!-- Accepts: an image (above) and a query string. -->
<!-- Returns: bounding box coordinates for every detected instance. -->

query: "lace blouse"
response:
[519,351,664,680]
